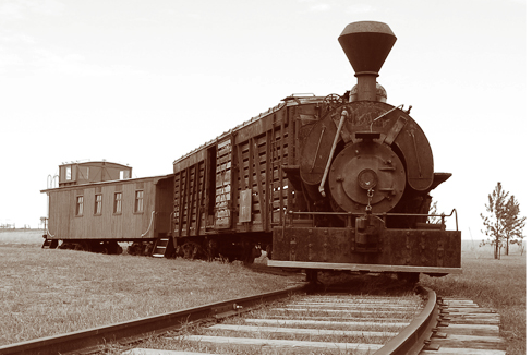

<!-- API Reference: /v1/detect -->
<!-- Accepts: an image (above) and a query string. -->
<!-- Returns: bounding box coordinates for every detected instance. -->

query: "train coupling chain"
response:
[365,188,374,213]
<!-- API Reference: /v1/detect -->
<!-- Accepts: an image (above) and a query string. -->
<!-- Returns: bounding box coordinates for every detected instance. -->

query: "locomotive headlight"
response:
[358,168,378,190]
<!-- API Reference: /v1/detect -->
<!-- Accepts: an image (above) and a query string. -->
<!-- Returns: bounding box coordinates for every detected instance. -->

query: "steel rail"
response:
[375,285,439,355]
[1,281,438,355]
[0,285,309,355]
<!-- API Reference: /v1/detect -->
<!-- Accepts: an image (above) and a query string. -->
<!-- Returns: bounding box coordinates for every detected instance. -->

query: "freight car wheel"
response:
[181,242,205,259]
[265,245,273,260]
[127,243,141,256]
[143,244,154,257]
[104,241,122,255]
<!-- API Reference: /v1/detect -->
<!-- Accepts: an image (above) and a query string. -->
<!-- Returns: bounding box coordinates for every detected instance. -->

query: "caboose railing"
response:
[284,209,459,231]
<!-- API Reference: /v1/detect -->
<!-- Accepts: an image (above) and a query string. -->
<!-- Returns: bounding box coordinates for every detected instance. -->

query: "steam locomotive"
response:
[41,21,461,281]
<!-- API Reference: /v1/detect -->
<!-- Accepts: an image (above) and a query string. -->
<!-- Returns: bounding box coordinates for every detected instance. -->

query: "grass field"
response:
[1,232,525,354]
[421,239,526,355]
[0,231,302,346]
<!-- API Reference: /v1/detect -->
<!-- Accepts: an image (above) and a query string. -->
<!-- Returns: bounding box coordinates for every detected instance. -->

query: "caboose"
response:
[41,161,174,255]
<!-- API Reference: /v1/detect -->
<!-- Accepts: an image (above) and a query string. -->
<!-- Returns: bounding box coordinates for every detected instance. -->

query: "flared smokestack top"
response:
[339,21,397,101]
[338,21,397,75]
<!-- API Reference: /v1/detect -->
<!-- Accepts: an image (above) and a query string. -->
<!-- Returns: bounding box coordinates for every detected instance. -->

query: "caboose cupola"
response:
[338,21,396,101]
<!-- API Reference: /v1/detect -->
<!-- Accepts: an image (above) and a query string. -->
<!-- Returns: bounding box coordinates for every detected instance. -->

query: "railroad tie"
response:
[421,297,506,355]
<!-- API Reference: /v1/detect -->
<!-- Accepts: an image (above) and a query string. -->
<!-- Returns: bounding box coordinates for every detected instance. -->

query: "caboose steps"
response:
[152,237,171,258]
[41,237,58,249]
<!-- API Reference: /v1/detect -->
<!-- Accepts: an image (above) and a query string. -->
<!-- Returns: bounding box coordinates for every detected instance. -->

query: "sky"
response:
[0,0,525,240]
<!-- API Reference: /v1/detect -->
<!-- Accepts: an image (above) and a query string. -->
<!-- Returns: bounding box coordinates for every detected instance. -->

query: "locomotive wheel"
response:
[305,270,318,283]
[397,272,420,284]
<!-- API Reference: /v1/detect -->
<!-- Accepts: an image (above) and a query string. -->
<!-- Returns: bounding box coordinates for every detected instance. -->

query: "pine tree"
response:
[502,195,526,255]
[428,200,439,223]
[481,183,526,259]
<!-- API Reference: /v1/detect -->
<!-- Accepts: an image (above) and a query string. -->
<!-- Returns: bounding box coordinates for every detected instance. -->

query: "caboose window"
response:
[113,192,122,214]
[135,190,144,213]
[76,196,84,216]
[120,170,130,179]
[65,166,72,180]
[94,194,102,215]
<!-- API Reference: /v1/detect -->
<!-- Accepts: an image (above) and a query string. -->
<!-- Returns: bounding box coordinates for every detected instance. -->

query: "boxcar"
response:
[171,95,325,262]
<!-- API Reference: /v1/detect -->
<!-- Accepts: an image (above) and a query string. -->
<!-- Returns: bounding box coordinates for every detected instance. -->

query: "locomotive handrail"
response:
[370,104,404,131]
[286,209,459,231]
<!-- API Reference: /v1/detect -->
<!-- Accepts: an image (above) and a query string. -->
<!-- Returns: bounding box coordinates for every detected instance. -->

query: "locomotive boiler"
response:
[267,21,461,280]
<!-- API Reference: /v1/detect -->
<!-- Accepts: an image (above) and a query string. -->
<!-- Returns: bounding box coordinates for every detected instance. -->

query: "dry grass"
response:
[0,232,302,346]
[3,232,523,353]
[421,240,526,355]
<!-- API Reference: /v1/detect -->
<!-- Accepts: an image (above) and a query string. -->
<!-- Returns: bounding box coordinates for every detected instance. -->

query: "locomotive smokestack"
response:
[338,21,397,101]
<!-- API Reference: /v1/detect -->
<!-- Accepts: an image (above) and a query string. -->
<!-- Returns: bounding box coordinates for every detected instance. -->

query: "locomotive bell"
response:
[339,21,396,101]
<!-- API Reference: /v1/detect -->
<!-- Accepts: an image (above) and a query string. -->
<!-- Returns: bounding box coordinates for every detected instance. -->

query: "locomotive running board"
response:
[267,260,462,274]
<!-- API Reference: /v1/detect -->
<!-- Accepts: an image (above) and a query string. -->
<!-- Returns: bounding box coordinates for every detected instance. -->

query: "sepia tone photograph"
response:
[0,1,524,354]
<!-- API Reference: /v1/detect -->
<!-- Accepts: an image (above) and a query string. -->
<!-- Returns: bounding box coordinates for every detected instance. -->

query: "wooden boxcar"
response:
[171,95,327,261]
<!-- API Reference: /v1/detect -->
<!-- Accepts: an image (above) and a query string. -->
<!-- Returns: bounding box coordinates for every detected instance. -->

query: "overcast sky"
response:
[0,0,525,240]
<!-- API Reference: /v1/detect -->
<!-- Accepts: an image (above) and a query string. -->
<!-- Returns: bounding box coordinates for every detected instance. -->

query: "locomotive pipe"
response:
[319,108,348,197]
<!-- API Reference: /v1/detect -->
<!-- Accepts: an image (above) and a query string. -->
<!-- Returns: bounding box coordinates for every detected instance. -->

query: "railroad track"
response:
[123,290,426,355]
[0,280,506,355]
